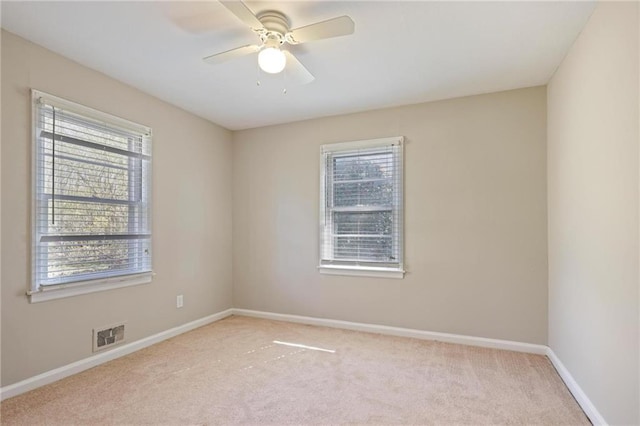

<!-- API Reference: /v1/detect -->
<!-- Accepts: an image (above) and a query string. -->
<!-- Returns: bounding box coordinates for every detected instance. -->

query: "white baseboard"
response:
[0,308,233,401]
[234,309,608,425]
[546,347,608,426]
[232,308,548,355]
[1,306,607,426]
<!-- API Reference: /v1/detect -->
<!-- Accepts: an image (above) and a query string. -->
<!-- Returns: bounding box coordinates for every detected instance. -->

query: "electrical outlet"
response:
[176,294,183,308]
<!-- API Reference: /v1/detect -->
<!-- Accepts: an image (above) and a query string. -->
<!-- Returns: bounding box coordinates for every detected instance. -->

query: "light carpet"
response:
[1,315,589,425]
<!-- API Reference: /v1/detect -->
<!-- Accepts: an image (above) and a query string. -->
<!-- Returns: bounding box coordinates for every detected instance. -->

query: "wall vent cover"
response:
[93,322,126,352]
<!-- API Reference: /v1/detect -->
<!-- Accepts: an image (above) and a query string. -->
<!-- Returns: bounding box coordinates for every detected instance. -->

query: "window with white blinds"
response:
[319,137,404,278]
[31,90,152,299]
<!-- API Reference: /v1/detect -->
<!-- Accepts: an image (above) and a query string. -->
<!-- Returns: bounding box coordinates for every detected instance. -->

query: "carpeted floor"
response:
[1,315,589,425]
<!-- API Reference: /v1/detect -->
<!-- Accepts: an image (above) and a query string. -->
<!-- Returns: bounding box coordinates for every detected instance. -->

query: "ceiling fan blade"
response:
[203,45,260,65]
[166,2,219,34]
[173,14,218,34]
[219,1,264,30]
[287,16,355,44]
[283,51,315,85]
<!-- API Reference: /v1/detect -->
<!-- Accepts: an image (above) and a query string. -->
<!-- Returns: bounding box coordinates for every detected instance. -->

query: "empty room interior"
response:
[0,0,638,424]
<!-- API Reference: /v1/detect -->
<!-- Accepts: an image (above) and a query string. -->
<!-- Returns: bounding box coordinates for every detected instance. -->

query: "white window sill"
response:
[318,265,405,279]
[28,272,154,303]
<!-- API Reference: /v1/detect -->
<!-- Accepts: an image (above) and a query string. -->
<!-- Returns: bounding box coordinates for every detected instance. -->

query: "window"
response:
[30,90,152,302]
[319,137,404,278]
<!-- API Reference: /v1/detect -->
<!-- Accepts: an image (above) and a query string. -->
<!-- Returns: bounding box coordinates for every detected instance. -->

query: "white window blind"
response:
[320,137,404,276]
[32,90,152,294]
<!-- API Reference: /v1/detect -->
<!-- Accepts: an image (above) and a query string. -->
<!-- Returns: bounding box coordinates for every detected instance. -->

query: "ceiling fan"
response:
[203,1,355,85]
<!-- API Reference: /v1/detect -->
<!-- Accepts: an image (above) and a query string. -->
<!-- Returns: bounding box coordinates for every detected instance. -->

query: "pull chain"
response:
[51,107,56,225]
[282,64,287,94]
[256,60,261,87]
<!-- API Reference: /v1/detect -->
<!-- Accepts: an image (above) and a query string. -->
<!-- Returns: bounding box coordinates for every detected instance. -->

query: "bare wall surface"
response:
[0,30,233,387]
[547,2,639,424]
[233,87,548,345]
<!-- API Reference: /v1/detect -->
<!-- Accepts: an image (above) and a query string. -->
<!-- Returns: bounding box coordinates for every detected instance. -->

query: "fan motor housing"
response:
[256,11,290,35]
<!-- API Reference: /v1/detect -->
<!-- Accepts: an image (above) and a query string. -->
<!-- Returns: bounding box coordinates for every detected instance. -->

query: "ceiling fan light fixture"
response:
[258,47,286,74]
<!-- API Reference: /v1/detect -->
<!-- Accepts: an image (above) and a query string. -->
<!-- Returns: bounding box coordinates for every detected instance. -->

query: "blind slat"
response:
[41,131,151,161]
[40,234,151,243]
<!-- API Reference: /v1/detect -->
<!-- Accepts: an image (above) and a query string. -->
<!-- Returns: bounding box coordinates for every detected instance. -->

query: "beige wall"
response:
[11,8,637,422]
[1,30,233,386]
[547,2,639,425]
[233,87,548,344]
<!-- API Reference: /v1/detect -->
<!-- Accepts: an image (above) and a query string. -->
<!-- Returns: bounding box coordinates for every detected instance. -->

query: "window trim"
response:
[318,264,405,279]
[30,89,153,302]
[319,136,405,278]
[28,272,153,303]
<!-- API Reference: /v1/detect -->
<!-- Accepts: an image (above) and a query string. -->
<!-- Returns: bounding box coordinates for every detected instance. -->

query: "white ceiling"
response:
[1,1,595,130]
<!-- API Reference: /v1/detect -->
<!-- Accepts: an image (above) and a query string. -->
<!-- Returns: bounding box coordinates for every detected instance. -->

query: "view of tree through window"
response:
[330,150,395,262]
[34,98,152,288]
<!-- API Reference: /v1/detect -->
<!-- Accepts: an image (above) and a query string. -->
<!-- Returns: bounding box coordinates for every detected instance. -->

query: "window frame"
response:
[319,136,405,279]
[29,90,153,303]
